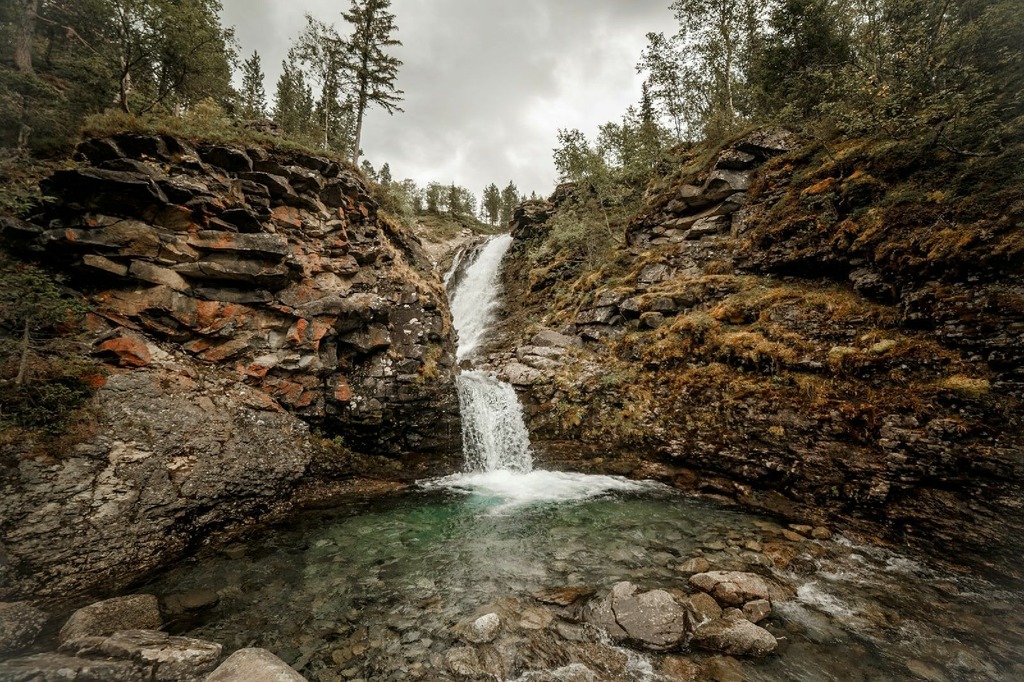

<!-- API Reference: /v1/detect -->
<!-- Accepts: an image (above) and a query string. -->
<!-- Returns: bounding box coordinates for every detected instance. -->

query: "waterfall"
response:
[435,233,656,508]
[448,234,534,472]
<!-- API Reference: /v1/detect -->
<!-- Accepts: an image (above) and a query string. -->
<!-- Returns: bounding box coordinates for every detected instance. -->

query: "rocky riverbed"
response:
[4,484,1018,681]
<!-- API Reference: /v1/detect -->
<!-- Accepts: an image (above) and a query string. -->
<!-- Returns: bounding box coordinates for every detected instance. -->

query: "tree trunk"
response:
[14,0,38,74]
[15,318,31,386]
[352,94,365,166]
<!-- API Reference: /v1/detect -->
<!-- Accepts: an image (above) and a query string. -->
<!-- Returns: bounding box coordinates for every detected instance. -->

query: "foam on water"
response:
[426,470,664,510]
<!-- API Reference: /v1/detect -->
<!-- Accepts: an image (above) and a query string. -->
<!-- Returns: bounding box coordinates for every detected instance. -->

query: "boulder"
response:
[691,611,778,657]
[688,571,792,607]
[0,602,48,654]
[742,599,772,623]
[531,329,582,349]
[587,581,687,651]
[684,592,722,629]
[66,629,222,681]
[462,613,501,644]
[206,648,307,682]
[59,595,162,647]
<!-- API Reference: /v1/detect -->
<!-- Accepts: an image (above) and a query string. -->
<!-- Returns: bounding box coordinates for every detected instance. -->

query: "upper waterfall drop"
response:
[449,234,514,363]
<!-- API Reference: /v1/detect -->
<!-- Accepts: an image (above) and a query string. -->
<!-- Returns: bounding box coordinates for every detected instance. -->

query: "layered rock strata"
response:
[493,129,1024,575]
[0,134,461,600]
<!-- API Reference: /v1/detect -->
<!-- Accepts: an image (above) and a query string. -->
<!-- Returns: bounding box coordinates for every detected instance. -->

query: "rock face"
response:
[0,134,462,601]
[8,133,460,457]
[497,127,1024,578]
[1,363,311,599]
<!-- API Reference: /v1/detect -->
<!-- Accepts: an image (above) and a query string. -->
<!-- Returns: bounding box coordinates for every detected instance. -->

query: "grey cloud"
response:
[221,0,676,196]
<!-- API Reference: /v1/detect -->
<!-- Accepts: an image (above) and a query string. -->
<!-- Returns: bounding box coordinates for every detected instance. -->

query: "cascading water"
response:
[438,233,656,506]
[447,234,533,472]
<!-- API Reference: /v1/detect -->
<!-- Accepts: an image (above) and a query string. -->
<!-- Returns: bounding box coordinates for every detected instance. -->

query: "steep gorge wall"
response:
[0,134,461,599]
[494,130,1024,575]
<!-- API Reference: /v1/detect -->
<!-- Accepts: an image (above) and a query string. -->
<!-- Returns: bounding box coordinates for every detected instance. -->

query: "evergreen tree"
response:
[273,57,315,139]
[340,0,404,166]
[239,51,267,118]
[482,183,501,225]
[499,181,520,225]
[379,162,392,185]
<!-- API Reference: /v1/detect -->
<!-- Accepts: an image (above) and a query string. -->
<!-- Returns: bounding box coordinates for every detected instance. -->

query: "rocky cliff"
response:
[0,134,461,600]
[490,129,1024,577]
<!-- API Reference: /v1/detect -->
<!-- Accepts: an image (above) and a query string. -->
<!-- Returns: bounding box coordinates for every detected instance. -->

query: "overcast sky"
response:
[220,0,677,197]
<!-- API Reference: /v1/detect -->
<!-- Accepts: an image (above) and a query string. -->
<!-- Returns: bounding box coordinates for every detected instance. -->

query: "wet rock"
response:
[0,653,148,681]
[684,592,722,629]
[688,571,791,607]
[533,586,595,607]
[518,607,554,630]
[742,599,771,623]
[677,557,712,575]
[463,613,501,644]
[700,655,745,682]
[206,648,307,681]
[811,527,833,540]
[587,581,687,651]
[164,589,220,614]
[659,656,701,681]
[68,629,222,681]
[59,595,162,647]
[692,611,778,657]
[0,601,48,654]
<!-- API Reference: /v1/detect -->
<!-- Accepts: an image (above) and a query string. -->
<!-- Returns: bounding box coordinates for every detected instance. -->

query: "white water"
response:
[441,234,656,507]
[449,234,514,362]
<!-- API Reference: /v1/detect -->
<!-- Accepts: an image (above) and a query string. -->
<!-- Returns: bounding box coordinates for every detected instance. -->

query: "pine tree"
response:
[240,51,267,119]
[378,162,392,185]
[273,57,315,139]
[499,181,520,226]
[482,183,501,225]
[340,0,404,166]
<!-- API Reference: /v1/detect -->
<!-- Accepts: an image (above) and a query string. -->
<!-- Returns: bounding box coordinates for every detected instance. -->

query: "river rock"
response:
[688,571,791,607]
[684,592,722,629]
[59,595,162,647]
[742,599,772,623]
[95,630,221,681]
[463,613,501,644]
[0,601,48,654]
[0,653,148,681]
[677,557,712,575]
[206,648,307,681]
[692,611,778,657]
[587,581,687,651]
[533,586,595,607]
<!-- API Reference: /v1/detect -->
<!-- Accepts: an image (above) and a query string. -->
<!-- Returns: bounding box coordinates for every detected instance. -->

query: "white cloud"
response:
[221,0,677,197]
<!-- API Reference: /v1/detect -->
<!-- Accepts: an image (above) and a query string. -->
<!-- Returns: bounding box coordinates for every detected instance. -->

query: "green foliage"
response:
[0,378,94,435]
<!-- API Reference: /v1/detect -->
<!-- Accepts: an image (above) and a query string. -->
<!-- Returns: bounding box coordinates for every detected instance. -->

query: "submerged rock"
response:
[463,613,501,644]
